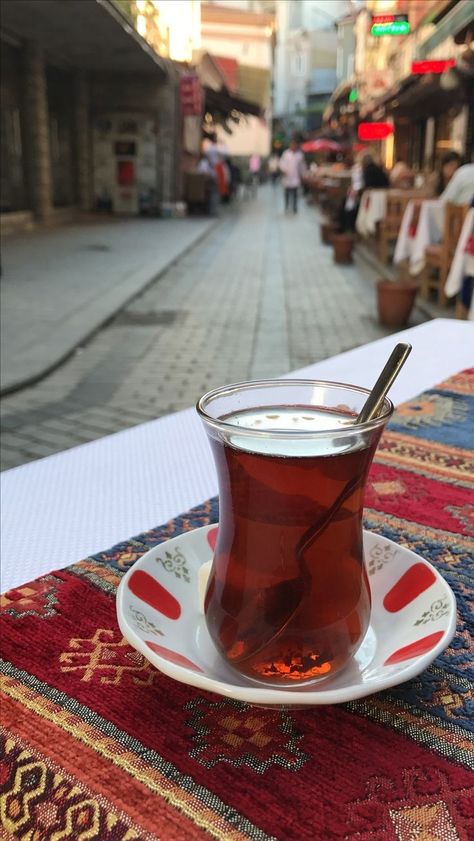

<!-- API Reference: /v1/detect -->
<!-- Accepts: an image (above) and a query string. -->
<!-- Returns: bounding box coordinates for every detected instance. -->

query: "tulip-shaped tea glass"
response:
[197,380,393,687]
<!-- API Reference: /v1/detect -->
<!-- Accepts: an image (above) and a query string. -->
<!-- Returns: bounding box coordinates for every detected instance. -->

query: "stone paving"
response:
[0,187,425,471]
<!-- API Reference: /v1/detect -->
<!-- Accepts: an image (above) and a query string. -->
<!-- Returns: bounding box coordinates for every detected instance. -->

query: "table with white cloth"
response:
[2,319,474,593]
[394,198,444,275]
[355,189,387,237]
[445,208,474,320]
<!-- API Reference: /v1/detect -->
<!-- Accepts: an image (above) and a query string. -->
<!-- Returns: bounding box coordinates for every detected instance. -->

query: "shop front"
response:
[93,114,159,215]
[0,0,178,229]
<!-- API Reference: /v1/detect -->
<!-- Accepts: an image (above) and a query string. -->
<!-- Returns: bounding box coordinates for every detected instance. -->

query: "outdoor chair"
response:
[377,192,418,264]
[420,202,469,306]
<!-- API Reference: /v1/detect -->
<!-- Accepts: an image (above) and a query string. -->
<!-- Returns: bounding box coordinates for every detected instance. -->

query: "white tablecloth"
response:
[394,199,444,275]
[445,208,474,320]
[2,320,474,592]
[356,189,387,237]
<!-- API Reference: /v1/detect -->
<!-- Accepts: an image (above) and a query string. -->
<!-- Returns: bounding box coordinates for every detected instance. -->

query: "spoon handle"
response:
[357,342,412,424]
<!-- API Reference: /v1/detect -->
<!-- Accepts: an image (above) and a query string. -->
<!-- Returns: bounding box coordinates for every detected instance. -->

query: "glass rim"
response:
[196,378,394,439]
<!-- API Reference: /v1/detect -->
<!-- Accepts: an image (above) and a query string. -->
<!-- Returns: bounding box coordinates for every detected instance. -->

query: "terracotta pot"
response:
[320,220,338,245]
[376,279,418,327]
[332,233,355,264]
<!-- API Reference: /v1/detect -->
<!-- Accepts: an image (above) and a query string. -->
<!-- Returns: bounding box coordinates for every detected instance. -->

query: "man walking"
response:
[279,138,305,213]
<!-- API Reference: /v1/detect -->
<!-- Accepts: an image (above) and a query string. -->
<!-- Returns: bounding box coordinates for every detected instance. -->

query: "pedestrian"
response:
[248,153,261,197]
[361,153,389,189]
[196,153,219,216]
[279,138,305,213]
[227,158,242,201]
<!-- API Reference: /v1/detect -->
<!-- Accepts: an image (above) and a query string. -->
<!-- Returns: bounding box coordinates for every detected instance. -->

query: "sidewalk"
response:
[0,214,216,394]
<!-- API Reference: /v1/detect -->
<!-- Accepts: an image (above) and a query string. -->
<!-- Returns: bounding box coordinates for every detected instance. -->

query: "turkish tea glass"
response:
[197,380,393,687]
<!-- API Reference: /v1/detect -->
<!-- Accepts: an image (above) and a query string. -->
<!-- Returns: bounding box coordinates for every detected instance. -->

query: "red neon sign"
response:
[358,122,393,141]
[411,59,456,75]
[372,14,396,24]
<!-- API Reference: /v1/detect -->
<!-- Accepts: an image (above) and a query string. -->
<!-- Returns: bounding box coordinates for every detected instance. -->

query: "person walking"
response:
[248,153,262,197]
[279,138,305,213]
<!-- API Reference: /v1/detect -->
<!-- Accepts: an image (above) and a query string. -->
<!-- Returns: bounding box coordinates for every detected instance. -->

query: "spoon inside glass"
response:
[357,342,412,423]
[231,342,413,668]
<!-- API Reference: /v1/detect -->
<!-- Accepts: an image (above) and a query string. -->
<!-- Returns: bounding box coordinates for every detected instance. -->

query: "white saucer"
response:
[116,524,456,706]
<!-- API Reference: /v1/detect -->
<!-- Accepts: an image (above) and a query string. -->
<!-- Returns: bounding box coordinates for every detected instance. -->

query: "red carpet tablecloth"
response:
[1,370,473,840]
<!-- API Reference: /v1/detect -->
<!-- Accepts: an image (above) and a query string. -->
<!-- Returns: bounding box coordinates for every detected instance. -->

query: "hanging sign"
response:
[358,122,393,141]
[371,14,410,36]
[180,74,202,116]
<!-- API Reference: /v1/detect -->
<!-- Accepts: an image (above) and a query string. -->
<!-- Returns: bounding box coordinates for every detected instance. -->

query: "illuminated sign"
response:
[349,88,358,103]
[358,122,394,141]
[371,14,410,36]
[180,73,202,116]
[411,59,456,75]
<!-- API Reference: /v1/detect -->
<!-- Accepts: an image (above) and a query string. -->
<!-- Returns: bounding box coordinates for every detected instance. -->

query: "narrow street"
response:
[1,187,424,470]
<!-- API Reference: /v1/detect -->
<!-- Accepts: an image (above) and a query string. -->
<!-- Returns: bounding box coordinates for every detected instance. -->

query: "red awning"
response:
[212,56,239,93]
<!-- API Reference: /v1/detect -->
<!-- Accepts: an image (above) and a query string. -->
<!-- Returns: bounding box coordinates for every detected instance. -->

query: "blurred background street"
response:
[1,0,473,472]
[1,187,425,470]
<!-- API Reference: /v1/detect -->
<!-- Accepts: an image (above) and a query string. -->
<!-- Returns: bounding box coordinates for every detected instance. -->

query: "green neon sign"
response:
[349,89,358,103]
[371,20,410,36]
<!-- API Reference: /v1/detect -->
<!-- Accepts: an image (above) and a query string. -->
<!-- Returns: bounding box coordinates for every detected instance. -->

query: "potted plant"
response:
[376,268,419,327]
[332,232,355,264]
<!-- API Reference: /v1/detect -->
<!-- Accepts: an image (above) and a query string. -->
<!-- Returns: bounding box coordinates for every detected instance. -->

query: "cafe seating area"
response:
[306,170,473,321]
[420,202,469,306]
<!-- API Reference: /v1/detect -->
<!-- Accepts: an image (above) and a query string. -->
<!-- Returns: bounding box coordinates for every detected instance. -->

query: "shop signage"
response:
[411,59,456,75]
[349,88,358,103]
[371,14,410,37]
[180,73,202,116]
[358,122,393,141]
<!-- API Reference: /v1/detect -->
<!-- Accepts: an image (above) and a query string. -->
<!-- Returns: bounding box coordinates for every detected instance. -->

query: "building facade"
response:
[273,0,351,137]
[0,0,186,230]
[327,0,474,168]
[199,1,274,156]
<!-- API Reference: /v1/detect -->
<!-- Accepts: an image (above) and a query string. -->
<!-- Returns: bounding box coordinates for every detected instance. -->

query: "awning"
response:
[0,0,168,75]
[327,79,354,105]
[212,56,239,93]
[204,87,261,119]
[197,52,263,119]
[373,70,469,119]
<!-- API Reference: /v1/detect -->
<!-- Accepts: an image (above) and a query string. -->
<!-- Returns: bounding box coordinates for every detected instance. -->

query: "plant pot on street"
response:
[376,279,419,328]
[332,233,355,264]
[320,220,338,245]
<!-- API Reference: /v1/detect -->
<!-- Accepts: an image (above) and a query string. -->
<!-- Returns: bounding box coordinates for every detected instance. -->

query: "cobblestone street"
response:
[1,187,425,471]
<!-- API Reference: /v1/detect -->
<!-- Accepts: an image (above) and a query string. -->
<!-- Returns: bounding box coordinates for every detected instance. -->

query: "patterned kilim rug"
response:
[1,369,473,840]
